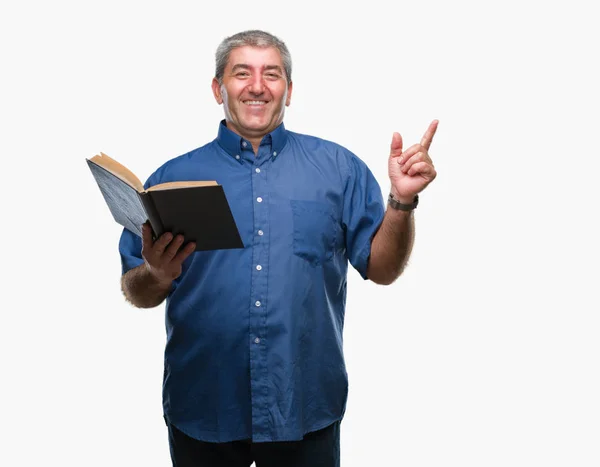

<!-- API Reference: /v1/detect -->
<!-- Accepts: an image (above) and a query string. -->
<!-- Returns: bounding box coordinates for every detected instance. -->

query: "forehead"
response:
[226,46,284,70]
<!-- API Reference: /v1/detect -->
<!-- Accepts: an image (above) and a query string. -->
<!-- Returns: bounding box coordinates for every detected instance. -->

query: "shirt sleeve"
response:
[342,151,385,280]
[119,227,144,275]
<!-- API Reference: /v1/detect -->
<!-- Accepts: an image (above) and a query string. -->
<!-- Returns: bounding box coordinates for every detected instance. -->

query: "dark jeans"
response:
[167,421,340,467]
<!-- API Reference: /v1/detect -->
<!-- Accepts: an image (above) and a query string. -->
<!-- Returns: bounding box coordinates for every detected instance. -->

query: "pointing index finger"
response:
[420,119,439,151]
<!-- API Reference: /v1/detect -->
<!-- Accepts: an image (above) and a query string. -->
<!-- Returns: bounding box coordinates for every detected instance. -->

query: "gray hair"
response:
[215,30,292,85]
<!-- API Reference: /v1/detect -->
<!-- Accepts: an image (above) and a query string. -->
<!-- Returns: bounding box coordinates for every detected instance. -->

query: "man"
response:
[119,29,437,466]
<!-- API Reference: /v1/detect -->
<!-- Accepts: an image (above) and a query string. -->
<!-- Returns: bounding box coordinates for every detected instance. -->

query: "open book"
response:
[87,152,244,252]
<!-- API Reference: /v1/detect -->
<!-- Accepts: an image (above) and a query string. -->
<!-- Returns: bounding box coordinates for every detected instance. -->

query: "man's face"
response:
[212,46,292,141]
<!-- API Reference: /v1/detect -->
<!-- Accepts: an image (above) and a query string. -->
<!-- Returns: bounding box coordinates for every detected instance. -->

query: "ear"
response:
[211,78,223,104]
[285,81,293,107]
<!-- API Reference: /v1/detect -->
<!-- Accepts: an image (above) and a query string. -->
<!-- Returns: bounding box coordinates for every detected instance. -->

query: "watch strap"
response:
[388,193,419,211]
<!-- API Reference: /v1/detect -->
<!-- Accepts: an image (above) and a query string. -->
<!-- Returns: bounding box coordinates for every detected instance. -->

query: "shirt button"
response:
[256,265,262,271]
[257,197,263,203]
[242,141,248,147]
[273,151,277,156]
[235,155,240,160]
[255,301,261,307]
[258,230,264,236]
[254,337,260,344]
[255,168,261,173]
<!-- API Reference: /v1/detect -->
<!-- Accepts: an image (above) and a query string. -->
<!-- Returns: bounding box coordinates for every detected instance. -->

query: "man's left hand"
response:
[388,120,438,203]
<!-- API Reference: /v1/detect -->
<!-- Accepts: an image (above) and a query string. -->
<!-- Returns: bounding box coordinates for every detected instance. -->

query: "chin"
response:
[242,120,271,132]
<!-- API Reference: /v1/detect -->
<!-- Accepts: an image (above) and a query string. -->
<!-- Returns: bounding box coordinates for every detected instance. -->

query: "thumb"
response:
[390,131,403,156]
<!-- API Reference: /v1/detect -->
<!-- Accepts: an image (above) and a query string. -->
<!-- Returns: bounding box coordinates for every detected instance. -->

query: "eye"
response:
[265,73,281,80]
[236,72,250,78]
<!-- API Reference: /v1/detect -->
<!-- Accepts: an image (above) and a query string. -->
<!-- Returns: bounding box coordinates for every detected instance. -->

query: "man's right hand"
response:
[141,221,196,287]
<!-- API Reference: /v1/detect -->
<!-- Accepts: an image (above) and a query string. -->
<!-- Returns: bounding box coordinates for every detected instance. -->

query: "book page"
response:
[88,152,144,192]
[147,180,218,191]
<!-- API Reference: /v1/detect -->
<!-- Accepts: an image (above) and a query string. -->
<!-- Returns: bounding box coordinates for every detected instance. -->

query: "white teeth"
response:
[244,100,266,105]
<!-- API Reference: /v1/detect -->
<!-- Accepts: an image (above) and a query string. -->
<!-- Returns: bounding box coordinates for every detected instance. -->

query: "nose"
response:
[247,74,265,95]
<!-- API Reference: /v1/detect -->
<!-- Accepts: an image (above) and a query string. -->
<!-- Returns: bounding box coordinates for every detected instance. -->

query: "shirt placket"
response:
[248,143,271,440]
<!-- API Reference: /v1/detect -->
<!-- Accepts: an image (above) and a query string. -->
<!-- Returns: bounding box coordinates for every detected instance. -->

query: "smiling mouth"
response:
[243,100,268,106]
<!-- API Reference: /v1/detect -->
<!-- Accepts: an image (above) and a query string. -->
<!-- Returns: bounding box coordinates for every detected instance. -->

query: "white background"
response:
[2,0,599,465]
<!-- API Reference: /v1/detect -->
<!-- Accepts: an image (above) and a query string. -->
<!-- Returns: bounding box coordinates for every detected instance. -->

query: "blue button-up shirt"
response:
[119,120,385,443]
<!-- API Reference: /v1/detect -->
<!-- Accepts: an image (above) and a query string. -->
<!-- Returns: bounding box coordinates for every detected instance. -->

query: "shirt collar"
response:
[216,119,288,161]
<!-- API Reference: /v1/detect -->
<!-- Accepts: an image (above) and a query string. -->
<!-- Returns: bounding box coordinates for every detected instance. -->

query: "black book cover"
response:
[145,185,244,252]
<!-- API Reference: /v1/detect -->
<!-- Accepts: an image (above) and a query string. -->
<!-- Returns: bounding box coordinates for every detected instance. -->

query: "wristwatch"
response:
[388,193,419,211]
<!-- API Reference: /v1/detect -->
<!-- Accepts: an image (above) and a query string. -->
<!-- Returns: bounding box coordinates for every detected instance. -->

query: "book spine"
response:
[139,192,165,240]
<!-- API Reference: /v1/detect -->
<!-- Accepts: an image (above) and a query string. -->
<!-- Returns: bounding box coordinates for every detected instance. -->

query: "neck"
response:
[247,138,262,155]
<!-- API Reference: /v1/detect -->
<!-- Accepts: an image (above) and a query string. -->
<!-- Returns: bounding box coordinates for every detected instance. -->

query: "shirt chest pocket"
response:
[290,199,339,266]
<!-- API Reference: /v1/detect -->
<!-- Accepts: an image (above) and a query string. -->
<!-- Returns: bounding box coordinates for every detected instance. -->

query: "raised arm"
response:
[367,120,438,285]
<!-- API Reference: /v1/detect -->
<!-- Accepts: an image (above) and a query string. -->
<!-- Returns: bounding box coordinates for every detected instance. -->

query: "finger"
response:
[141,221,153,247]
[390,132,403,157]
[173,241,196,264]
[397,144,425,165]
[163,234,185,262]
[420,119,439,151]
[141,222,157,260]
[407,161,437,179]
[154,231,174,256]
[400,151,428,173]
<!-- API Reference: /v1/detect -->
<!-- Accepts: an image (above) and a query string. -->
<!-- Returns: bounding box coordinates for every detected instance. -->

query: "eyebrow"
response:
[231,64,283,74]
